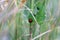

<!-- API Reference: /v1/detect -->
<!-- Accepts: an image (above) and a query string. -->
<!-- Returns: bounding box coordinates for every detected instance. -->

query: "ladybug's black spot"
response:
[28,18,33,23]
[37,7,40,10]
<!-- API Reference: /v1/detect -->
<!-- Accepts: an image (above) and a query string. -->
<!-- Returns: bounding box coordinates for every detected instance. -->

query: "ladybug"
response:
[28,18,33,23]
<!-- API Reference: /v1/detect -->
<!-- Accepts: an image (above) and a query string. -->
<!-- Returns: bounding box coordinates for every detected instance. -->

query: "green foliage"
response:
[0,0,59,40]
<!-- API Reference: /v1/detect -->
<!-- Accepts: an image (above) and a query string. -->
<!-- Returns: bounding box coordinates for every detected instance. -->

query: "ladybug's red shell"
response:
[28,18,33,23]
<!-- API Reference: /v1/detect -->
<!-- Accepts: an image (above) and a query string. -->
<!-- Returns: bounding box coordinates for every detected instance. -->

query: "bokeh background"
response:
[0,0,60,40]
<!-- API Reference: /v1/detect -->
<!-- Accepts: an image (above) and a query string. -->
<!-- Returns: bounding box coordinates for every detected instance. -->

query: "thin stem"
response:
[29,23,32,40]
[32,30,52,40]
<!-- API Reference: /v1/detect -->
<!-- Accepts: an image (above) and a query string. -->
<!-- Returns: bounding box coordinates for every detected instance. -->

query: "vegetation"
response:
[0,0,60,40]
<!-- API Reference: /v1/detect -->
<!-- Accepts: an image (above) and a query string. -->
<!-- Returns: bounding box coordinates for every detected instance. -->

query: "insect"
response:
[28,18,33,23]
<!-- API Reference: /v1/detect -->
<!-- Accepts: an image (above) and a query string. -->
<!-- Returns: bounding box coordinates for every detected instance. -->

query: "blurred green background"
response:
[0,0,60,40]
